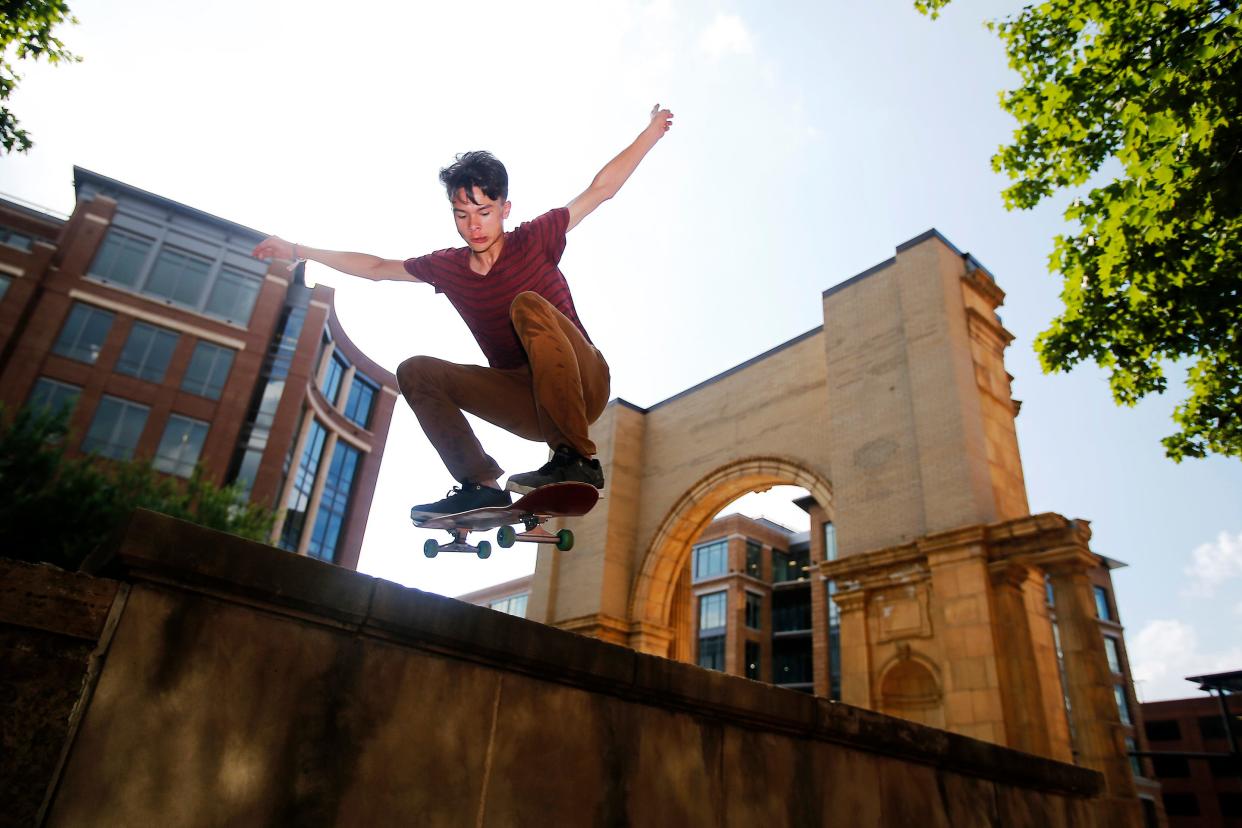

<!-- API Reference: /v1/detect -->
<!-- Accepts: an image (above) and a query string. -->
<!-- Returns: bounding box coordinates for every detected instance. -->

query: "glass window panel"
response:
[27,377,81,417]
[1094,585,1113,621]
[745,592,762,630]
[1103,636,1122,673]
[181,341,235,399]
[88,228,152,288]
[697,635,725,671]
[145,246,211,307]
[824,522,838,562]
[343,376,377,428]
[1,226,34,252]
[0,274,11,301]
[1144,719,1180,741]
[698,591,727,632]
[204,266,260,325]
[52,303,114,364]
[82,396,149,460]
[278,420,328,551]
[153,415,208,477]
[1161,793,1199,818]
[693,540,727,581]
[745,540,762,577]
[744,641,760,679]
[115,322,178,383]
[1113,684,1132,726]
[307,441,361,562]
[321,352,348,405]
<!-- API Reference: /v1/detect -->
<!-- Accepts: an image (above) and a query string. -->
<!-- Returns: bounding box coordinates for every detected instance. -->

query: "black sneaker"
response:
[506,446,605,494]
[410,483,511,522]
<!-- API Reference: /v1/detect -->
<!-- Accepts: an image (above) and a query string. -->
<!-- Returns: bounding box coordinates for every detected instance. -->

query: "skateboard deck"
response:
[412,481,599,559]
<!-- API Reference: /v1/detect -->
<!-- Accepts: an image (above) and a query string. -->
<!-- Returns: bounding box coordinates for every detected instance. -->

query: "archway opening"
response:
[879,659,944,729]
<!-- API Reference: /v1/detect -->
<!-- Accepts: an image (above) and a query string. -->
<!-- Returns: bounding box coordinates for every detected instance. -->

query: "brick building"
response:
[0,168,399,569]
[1141,679,1242,826]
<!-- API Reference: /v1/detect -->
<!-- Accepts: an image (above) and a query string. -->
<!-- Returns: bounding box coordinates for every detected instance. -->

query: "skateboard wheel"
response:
[423,538,439,558]
[497,526,516,548]
[477,541,492,559]
[556,529,574,552]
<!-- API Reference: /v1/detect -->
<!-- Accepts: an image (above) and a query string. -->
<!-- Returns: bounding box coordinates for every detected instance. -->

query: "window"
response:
[0,226,34,251]
[82,396,149,460]
[1144,719,1181,741]
[115,322,178,383]
[279,420,328,550]
[205,266,260,324]
[489,594,528,617]
[0,274,11,301]
[1210,755,1242,778]
[343,375,378,428]
[773,589,812,632]
[698,591,727,632]
[1221,794,1242,819]
[1103,636,1122,674]
[307,441,361,562]
[86,227,263,324]
[181,341,235,400]
[1094,585,1113,621]
[745,641,760,680]
[1124,736,1142,778]
[693,540,727,581]
[773,546,809,582]
[1161,793,1199,818]
[1151,755,1190,778]
[145,245,213,307]
[1044,574,1055,607]
[52,303,114,364]
[27,378,81,418]
[1113,684,1132,726]
[697,635,725,671]
[88,227,153,288]
[1199,714,1230,740]
[745,540,762,577]
[321,351,348,405]
[153,415,208,477]
[745,592,762,630]
[823,521,838,562]
[773,639,813,685]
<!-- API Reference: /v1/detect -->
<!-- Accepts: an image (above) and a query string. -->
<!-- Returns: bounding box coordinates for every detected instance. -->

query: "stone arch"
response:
[877,652,944,729]
[627,455,834,651]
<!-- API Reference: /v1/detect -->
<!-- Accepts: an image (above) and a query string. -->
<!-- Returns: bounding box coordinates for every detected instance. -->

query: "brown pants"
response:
[397,291,610,483]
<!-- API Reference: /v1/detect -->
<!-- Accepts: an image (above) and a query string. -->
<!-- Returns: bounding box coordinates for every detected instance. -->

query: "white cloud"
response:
[1182,529,1242,597]
[1129,618,1242,702]
[698,13,755,59]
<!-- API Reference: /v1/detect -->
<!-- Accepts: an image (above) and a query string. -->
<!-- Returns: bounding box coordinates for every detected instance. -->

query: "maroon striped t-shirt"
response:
[403,207,592,369]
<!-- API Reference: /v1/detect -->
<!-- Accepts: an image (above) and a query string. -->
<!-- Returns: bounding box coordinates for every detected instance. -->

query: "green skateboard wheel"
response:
[477,541,492,559]
[423,538,439,558]
[556,529,574,552]
[497,525,516,548]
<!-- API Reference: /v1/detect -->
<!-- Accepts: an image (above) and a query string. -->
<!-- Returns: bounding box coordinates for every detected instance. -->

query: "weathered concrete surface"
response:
[6,510,1105,826]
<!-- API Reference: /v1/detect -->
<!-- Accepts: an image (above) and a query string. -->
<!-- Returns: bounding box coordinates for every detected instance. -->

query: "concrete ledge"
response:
[84,509,1102,801]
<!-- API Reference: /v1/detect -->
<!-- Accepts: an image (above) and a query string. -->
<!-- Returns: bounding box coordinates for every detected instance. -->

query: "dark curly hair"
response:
[439,151,508,204]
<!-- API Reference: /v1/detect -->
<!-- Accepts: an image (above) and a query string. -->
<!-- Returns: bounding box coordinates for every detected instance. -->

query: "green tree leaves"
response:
[0,406,274,570]
[0,0,80,153]
[921,0,1242,460]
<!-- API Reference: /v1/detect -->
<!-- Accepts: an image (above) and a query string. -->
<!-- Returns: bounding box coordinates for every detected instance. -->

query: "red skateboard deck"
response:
[412,482,599,559]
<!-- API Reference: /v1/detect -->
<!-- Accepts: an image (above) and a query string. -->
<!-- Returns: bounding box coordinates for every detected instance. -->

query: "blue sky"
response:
[2,0,1238,701]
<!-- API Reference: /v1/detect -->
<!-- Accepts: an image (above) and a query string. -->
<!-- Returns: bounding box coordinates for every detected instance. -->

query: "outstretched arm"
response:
[251,237,417,283]
[566,104,674,232]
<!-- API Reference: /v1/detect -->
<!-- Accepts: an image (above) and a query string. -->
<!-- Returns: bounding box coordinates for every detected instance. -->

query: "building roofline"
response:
[72,166,269,243]
[620,326,824,414]
[823,228,994,299]
[0,194,68,225]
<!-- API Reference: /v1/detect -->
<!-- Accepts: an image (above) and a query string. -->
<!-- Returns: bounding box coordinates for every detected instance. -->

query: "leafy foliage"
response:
[919,0,1242,460]
[0,0,80,153]
[0,405,274,570]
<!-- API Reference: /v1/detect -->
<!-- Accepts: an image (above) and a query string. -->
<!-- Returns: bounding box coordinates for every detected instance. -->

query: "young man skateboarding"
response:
[253,104,674,519]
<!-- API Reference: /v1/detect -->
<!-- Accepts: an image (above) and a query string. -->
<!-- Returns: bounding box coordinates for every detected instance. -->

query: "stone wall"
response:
[4,510,1105,826]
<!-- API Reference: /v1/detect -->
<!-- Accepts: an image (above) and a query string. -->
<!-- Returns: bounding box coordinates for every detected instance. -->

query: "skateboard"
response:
[411,481,599,559]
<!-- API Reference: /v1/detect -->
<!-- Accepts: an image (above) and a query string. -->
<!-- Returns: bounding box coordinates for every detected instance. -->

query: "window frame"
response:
[153,414,209,478]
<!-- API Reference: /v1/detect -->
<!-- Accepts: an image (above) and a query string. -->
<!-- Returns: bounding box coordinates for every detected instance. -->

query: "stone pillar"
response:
[988,562,1056,757]
[628,622,673,658]
[1046,554,1141,827]
[833,588,870,708]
